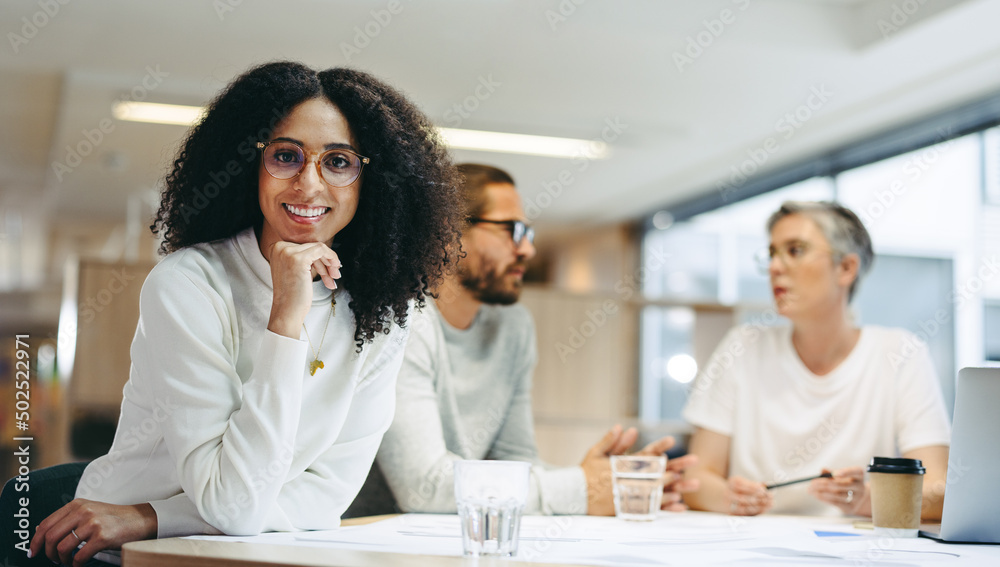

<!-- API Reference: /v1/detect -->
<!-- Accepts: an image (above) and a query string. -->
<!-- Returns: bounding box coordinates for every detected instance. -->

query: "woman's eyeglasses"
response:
[257,141,370,188]
[754,241,833,274]
[467,218,535,247]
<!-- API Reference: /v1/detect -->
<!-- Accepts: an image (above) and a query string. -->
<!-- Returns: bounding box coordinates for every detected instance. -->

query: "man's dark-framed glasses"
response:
[468,218,535,246]
[257,141,370,188]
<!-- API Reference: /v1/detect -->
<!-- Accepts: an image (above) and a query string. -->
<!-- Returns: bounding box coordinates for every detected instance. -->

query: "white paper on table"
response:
[293,512,844,565]
[294,516,463,556]
[180,512,1000,565]
[184,531,301,544]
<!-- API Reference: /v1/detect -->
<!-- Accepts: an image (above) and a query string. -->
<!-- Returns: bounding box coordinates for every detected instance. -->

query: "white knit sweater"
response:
[76,228,408,537]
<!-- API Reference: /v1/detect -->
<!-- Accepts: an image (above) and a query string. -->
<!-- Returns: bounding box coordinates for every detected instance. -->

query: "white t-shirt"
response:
[682,325,951,516]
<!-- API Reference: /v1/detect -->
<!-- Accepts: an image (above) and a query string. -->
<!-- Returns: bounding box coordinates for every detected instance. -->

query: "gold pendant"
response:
[309,359,324,376]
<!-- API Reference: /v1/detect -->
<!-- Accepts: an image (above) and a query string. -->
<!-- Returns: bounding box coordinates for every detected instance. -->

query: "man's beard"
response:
[458,260,523,305]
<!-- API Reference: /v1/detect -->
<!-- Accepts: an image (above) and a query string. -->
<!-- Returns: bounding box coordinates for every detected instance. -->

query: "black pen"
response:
[765,471,832,490]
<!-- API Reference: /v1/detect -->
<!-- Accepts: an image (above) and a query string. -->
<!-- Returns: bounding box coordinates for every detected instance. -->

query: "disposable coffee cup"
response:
[867,457,925,538]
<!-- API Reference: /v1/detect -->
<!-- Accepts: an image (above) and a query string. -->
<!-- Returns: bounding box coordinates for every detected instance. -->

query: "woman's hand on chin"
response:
[266,241,342,338]
[30,499,157,567]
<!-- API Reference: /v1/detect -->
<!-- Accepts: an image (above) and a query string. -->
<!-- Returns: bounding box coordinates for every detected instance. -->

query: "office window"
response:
[837,134,982,256]
[641,227,719,302]
[985,127,1000,206]
[640,306,696,421]
[853,255,957,417]
[986,301,1000,362]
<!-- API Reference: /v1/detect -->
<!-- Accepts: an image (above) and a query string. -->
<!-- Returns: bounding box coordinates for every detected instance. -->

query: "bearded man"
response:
[345,164,696,518]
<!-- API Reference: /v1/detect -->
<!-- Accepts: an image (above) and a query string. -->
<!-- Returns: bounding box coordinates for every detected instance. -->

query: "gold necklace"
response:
[303,298,336,376]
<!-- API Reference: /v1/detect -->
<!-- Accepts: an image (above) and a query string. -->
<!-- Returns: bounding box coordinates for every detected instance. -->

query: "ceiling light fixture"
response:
[111,102,610,159]
[437,127,609,159]
[112,101,205,126]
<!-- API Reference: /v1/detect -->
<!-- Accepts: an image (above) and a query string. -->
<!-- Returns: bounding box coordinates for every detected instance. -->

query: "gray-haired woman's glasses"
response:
[257,141,370,188]
[754,241,833,275]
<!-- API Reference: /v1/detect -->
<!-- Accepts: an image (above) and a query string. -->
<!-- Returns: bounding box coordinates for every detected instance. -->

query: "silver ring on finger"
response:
[845,489,854,504]
[71,529,81,542]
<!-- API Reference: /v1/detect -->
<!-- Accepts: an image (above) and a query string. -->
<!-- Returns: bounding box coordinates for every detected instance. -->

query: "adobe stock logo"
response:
[672,0,752,72]
[339,0,411,62]
[443,75,502,128]
[545,0,588,31]
[523,117,627,221]
[716,84,834,202]
[856,128,955,229]
[51,65,170,182]
[7,0,72,54]
[79,268,137,323]
[554,246,669,361]
[877,0,930,39]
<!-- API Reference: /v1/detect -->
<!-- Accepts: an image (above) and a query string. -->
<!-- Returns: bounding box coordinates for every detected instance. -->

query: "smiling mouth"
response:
[283,204,330,218]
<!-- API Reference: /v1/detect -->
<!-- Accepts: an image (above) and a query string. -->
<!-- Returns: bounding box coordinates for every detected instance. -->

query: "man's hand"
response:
[29,499,157,567]
[625,434,700,512]
[580,424,638,516]
[580,426,701,515]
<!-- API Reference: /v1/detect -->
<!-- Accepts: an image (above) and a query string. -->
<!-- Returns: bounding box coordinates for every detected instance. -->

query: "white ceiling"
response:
[1,0,999,285]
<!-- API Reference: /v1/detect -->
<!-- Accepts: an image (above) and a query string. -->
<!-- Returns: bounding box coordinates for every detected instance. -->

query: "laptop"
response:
[919,367,1000,544]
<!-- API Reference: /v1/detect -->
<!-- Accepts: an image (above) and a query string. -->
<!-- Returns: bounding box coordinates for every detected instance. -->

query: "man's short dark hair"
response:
[455,163,515,221]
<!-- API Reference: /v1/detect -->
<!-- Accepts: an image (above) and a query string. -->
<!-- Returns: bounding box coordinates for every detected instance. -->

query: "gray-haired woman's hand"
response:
[726,476,773,516]
[809,467,870,516]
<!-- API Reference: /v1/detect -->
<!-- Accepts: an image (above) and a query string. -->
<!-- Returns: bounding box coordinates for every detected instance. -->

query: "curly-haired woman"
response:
[25,61,462,566]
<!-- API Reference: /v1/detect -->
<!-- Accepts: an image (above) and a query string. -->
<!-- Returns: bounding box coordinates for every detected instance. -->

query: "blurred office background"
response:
[2,0,999,478]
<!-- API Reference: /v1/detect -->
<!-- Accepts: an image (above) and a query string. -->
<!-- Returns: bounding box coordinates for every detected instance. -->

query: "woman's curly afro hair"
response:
[152,61,462,350]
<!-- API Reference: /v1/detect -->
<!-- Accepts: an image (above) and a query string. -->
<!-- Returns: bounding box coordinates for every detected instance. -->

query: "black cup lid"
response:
[867,456,925,475]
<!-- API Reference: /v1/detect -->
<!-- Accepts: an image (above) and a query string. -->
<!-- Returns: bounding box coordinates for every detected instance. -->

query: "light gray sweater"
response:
[372,299,587,515]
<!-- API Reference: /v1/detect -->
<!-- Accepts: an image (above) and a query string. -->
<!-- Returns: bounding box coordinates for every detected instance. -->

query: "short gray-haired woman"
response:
[682,201,951,518]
